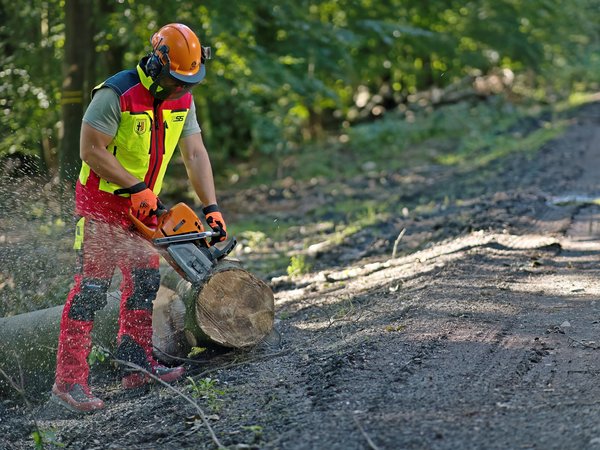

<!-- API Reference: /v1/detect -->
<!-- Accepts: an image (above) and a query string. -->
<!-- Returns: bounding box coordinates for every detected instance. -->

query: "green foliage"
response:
[31,428,64,449]
[343,96,563,173]
[187,377,226,412]
[287,255,312,277]
[88,345,109,366]
[1,0,598,174]
[187,346,207,358]
[0,0,64,165]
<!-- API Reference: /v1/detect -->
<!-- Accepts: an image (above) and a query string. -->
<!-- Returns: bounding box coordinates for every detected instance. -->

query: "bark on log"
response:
[0,262,274,397]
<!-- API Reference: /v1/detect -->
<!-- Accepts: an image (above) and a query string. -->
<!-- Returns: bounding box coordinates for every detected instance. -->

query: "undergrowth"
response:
[222,93,576,190]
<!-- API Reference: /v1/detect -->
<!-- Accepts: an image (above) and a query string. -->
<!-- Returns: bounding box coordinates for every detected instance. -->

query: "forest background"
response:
[1,0,599,317]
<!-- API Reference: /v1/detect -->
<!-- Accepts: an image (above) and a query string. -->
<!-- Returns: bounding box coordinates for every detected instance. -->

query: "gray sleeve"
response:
[181,100,202,138]
[82,87,121,137]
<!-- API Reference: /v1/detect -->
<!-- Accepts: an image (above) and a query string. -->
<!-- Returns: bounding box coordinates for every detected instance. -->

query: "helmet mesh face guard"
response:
[145,23,211,100]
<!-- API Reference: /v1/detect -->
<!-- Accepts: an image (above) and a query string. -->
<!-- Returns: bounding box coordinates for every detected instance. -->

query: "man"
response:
[51,23,227,413]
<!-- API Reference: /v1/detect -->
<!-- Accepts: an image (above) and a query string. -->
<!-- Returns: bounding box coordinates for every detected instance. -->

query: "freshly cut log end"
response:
[195,268,275,348]
[153,264,276,361]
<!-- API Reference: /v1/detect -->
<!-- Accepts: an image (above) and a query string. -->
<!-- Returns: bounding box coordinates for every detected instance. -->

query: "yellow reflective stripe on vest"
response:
[153,108,189,193]
[79,162,91,186]
[73,217,85,250]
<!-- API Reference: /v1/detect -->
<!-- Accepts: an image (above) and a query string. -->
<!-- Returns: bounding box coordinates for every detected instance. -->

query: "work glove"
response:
[116,182,160,219]
[203,204,227,245]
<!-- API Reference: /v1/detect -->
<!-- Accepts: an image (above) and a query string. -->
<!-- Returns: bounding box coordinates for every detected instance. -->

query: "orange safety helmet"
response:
[145,23,211,100]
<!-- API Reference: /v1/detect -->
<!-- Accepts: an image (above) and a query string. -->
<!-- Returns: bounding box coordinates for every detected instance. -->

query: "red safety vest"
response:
[76,65,192,225]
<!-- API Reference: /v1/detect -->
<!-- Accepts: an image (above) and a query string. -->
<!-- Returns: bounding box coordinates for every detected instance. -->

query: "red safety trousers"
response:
[55,183,160,390]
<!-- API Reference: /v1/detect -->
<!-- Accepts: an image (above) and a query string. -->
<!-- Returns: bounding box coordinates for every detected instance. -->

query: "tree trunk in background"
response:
[99,0,127,75]
[82,3,97,107]
[37,3,55,175]
[59,0,90,185]
[0,264,274,398]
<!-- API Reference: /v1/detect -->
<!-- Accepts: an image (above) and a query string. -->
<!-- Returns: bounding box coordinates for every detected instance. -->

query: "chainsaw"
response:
[129,202,237,285]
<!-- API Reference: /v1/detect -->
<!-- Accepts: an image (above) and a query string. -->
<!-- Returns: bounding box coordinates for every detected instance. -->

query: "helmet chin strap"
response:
[148,79,170,101]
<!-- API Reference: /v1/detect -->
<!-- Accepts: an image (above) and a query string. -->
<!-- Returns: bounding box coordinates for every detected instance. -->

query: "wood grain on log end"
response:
[195,269,275,348]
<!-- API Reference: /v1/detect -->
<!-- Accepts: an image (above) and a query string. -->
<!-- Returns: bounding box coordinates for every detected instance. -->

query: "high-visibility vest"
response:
[78,64,191,196]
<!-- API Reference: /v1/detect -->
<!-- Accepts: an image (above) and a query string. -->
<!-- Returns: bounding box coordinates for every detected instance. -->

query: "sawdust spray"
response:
[0,163,156,317]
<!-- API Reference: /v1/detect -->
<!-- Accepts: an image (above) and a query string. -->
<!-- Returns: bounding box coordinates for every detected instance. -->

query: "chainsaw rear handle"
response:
[129,211,154,240]
[128,203,167,241]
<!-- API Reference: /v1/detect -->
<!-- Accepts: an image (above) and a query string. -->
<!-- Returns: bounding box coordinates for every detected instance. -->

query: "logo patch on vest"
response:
[134,118,149,135]
[173,115,185,123]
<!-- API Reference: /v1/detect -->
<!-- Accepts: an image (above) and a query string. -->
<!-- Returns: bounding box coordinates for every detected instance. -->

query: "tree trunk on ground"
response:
[0,263,274,397]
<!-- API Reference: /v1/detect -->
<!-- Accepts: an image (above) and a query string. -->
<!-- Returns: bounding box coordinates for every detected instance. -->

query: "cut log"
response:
[152,261,275,363]
[0,261,274,397]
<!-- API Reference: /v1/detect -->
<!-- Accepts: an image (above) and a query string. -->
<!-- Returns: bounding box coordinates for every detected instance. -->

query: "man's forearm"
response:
[80,123,140,189]
[178,132,219,207]
[82,146,141,188]
[185,154,218,206]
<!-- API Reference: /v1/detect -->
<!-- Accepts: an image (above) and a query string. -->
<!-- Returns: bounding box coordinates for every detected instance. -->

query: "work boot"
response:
[51,382,105,413]
[121,364,186,390]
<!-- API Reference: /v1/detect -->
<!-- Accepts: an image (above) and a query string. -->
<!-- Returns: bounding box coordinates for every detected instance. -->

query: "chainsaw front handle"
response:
[154,200,168,217]
[209,237,237,260]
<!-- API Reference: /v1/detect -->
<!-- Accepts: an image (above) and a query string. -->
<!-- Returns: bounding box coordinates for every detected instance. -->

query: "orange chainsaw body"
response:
[130,202,206,241]
[129,202,236,284]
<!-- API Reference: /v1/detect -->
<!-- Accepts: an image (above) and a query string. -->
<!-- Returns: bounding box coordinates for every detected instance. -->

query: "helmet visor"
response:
[146,41,207,101]
[155,66,204,100]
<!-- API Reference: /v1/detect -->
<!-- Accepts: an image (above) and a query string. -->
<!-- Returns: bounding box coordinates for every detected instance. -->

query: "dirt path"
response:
[1,102,600,449]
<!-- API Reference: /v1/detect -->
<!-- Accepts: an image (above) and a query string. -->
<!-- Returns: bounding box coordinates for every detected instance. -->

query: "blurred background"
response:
[2,0,599,182]
[1,0,599,316]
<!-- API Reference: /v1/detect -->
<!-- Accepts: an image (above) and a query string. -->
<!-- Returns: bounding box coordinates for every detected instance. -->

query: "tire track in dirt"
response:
[312,214,600,450]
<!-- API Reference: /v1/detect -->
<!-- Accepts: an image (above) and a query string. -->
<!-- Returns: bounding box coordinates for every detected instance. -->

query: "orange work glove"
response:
[116,182,159,219]
[202,204,227,245]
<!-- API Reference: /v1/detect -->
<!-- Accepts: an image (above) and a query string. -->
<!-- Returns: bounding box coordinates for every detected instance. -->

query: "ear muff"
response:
[146,53,162,79]
[146,42,169,80]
